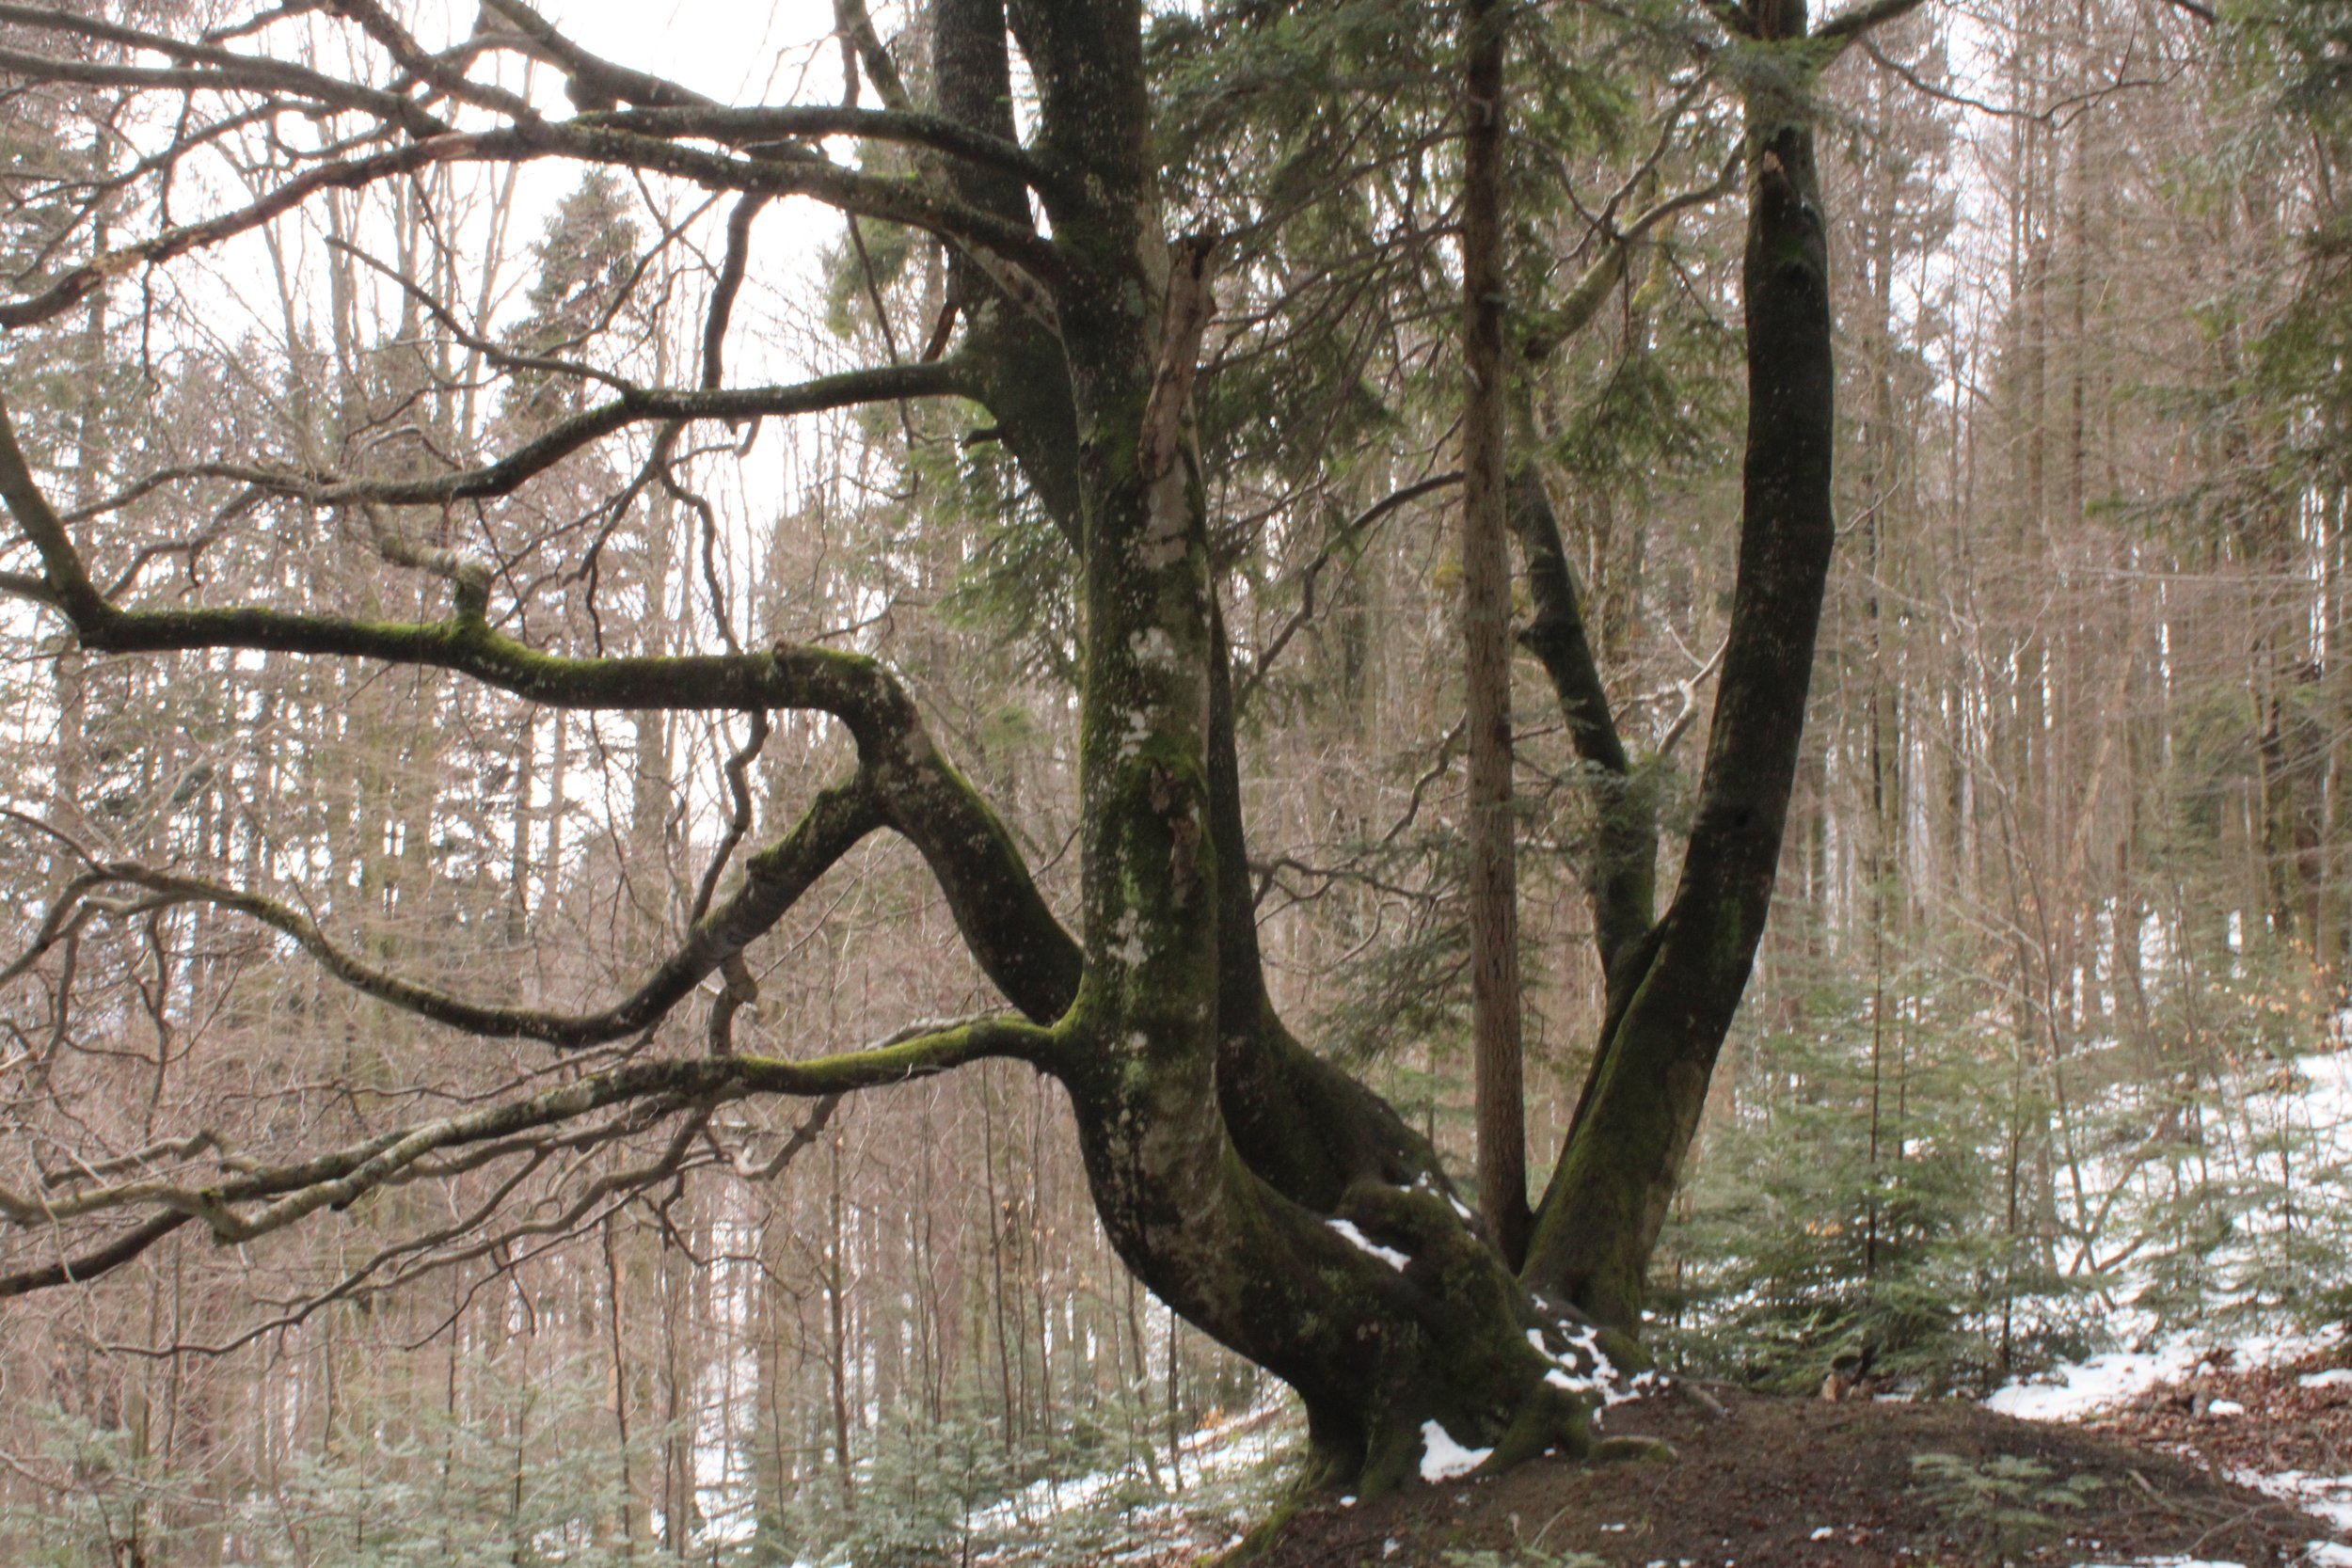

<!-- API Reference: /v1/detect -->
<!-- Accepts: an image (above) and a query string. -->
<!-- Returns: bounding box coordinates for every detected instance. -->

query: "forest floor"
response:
[1229,1345,2352,1568]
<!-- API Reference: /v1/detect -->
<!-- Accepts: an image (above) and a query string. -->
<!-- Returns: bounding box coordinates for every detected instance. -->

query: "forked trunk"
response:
[1522,4,1841,1332]
[994,0,1597,1489]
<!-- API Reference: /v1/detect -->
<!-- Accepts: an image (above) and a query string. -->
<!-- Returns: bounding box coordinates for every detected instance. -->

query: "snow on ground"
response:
[2234,1470,2352,1534]
[1415,1420,1490,1482]
[1984,1330,2329,1421]
[964,1392,1295,1534]
[1985,1339,2210,1421]
[1985,1047,2352,1568]
[1989,1323,2352,1568]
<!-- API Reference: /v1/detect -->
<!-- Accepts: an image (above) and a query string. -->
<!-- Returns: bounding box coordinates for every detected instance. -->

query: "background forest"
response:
[1,0,2349,1563]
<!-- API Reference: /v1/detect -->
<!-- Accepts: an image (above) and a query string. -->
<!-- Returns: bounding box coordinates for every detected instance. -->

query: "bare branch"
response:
[0,1212,193,1298]
[1237,471,1462,709]
[587,105,1062,195]
[0,6,450,134]
[0,365,969,537]
[0,1014,1051,1296]
[475,0,719,111]
[0,395,1084,1033]
[8,777,881,1050]
[0,119,1064,333]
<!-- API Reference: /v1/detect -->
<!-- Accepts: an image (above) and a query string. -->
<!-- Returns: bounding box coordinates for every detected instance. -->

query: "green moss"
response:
[1590,1435,1675,1465]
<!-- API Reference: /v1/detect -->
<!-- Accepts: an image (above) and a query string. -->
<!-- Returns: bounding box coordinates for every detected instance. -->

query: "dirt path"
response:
[1242,1381,2345,1567]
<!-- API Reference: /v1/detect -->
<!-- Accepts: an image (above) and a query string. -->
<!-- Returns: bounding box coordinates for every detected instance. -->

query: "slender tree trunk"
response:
[1460,0,1530,1266]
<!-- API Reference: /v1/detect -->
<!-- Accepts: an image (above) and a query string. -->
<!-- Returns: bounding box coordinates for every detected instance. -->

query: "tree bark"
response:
[1460,0,1532,1268]
[1522,0,1841,1333]
[994,0,1588,1489]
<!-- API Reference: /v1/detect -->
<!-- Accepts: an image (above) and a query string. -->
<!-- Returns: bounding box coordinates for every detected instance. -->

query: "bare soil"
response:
[1237,1377,2350,1568]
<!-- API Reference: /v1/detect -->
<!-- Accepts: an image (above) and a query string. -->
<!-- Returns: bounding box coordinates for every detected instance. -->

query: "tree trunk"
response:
[0,0,1867,1499]
[987,0,1590,1492]
[1522,0,1842,1333]
[1461,0,1532,1268]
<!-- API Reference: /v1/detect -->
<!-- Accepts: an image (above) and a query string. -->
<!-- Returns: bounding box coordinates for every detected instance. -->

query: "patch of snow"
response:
[1990,1328,2332,1423]
[1809,1526,1836,1541]
[1117,706,1153,759]
[1986,1340,2207,1420]
[1327,1218,1409,1272]
[2231,1467,2352,1532]
[2068,1560,2246,1568]
[1129,626,1178,666]
[1109,911,1150,969]
[2207,1398,2247,1416]
[1417,1420,1490,1482]
[2302,1370,2352,1389]
[2305,1543,2352,1567]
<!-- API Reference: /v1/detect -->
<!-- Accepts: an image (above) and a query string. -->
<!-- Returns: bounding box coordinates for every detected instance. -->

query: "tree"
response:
[0,0,1913,1493]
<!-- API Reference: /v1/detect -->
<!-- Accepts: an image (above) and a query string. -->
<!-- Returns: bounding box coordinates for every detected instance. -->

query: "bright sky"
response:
[540,0,846,105]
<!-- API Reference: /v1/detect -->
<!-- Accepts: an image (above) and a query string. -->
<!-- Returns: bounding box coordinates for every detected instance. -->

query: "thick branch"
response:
[24,778,879,1050]
[475,0,719,111]
[587,105,1060,195]
[1813,0,1931,44]
[0,392,1081,1041]
[0,1015,1050,1296]
[1207,601,1457,1212]
[1524,30,1840,1326]
[930,0,1083,537]
[1505,466,1657,979]
[0,1212,193,1299]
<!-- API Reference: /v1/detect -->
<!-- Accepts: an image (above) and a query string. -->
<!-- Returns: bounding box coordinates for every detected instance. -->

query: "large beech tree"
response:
[0,0,1913,1491]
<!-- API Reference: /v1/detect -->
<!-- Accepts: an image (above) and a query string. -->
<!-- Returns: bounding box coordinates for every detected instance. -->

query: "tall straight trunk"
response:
[1460,0,1530,1266]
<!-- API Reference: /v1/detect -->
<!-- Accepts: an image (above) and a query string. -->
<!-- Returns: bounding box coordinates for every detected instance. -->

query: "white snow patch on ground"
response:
[1417,1420,1490,1481]
[1978,1055,2352,1565]
[1986,1330,2330,1421]
[2233,1469,2352,1533]
[1985,1340,2209,1420]
[1992,1329,2351,1562]
[1327,1218,1410,1271]
[952,1386,1295,1547]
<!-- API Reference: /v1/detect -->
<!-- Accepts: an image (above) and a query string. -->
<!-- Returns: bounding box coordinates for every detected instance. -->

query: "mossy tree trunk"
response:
[979,0,1588,1491]
[1520,0,1867,1332]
